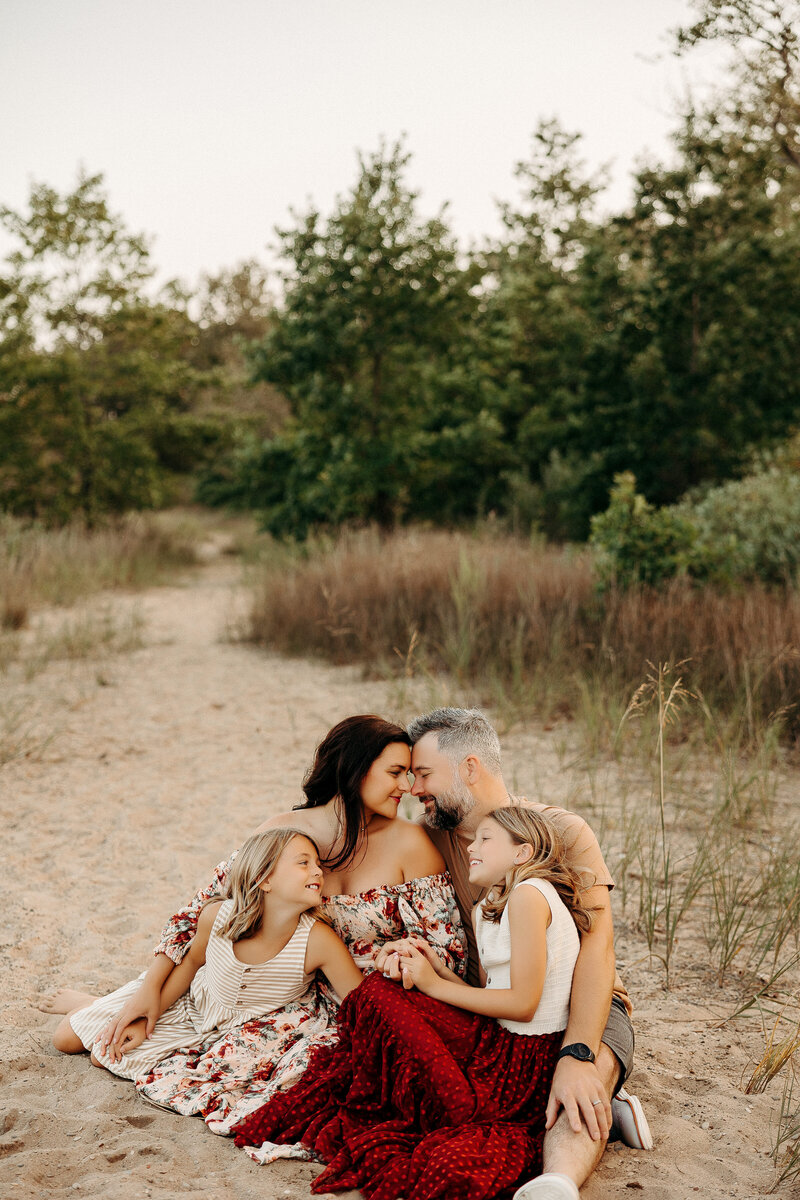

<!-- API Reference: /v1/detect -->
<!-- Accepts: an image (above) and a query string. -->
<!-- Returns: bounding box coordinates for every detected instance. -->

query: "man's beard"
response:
[419,777,475,831]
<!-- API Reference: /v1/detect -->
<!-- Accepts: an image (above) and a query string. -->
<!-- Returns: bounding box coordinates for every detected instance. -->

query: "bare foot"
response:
[36,988,98,1014]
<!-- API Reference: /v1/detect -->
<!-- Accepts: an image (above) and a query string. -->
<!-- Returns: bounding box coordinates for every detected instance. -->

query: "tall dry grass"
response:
[245,527,800,738]
[0,512,201,630]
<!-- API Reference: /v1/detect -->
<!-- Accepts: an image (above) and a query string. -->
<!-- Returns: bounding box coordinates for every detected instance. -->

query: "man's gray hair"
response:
[407,707,502,776]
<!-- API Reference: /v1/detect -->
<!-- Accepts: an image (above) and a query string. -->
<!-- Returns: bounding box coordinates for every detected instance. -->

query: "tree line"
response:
[2,1,799,540]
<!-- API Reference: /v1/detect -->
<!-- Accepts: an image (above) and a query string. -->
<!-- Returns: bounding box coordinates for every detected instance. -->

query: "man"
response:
[378,707,651,1200]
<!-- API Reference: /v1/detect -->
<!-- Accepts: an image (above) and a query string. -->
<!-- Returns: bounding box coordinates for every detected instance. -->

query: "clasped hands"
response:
[94,981,162,1063]
[373,936,443,992]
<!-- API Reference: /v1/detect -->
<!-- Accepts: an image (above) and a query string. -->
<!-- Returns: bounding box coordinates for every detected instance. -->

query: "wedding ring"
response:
[592,1100,603,1106]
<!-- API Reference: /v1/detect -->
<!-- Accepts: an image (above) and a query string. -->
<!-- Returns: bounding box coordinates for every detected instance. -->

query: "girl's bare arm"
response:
[401,886,549,1022]
[305,921,362,1000]
[153,902,222,1015]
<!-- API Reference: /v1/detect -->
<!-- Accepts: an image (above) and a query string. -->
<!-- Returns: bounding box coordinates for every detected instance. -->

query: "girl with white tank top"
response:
[393,805,591,1033]
[55,829,362,1081]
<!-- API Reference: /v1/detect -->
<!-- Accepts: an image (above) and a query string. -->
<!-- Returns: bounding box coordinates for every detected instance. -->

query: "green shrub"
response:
[680,469,800,586]
[591,467,800,589]
[589,473,695,588]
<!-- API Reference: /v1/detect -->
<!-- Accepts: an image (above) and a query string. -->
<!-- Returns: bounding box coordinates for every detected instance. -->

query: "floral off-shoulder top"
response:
[154,854,467,978]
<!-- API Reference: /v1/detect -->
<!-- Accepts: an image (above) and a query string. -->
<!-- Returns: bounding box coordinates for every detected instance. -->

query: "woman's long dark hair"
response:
[294,715,411,870]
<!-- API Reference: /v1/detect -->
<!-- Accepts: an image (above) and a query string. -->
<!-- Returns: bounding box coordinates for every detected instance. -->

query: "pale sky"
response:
[1,1,728,289]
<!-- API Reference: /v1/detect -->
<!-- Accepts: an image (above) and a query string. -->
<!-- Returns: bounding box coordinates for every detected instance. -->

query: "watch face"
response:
[560,1042,594,1062]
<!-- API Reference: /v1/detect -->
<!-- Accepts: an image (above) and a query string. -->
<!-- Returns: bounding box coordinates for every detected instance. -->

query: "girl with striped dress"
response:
[52,829,361,1081]
[45,716,464,1137]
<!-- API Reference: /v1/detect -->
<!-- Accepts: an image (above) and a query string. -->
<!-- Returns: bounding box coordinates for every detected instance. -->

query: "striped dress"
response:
[69,902,316,1080]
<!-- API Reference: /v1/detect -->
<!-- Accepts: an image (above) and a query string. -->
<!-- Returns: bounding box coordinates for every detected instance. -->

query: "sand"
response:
[0,555,795,1199]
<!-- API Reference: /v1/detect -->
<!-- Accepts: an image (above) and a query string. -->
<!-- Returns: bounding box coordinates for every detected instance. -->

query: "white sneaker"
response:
[611,1087,654,1150]
[513,1174,580,1200]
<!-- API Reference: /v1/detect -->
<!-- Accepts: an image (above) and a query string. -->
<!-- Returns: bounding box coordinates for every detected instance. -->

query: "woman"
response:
[52,716,465,1143]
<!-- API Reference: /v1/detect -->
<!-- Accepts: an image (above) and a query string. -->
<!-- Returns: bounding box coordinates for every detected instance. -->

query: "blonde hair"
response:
[480,807,594,932]
[217,828,321,942]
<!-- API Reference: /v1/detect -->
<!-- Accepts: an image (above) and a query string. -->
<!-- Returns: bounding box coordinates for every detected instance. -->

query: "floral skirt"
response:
[136,979,339,1136]
[233,973,562,1200]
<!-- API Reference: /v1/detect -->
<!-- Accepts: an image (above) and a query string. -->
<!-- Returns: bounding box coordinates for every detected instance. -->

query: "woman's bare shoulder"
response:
[254,808,318,835]
[389,817,434,844]
[390,819,445,878]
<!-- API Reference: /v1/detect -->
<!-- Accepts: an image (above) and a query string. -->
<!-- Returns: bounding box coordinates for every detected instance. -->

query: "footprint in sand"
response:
[0,1109,18,1134]
[124,1114,155,1129]
[136,1144,172,1161]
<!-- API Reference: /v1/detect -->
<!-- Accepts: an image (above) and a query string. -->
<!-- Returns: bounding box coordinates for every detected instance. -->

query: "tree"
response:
[580,100,800,506]
[476,122,609,538]
[0,171,152,350]
[186,260,287,435]
[0,173,221,522]
[676,1,800,171]
[223,142,502,536]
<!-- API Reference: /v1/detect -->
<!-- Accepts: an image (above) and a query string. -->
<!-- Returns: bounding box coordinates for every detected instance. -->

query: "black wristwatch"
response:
[557,1042,596,1064]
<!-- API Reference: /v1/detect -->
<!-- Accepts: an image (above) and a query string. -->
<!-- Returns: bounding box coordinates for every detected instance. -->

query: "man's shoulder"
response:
[517,798,612,886]
[515,798,593,837]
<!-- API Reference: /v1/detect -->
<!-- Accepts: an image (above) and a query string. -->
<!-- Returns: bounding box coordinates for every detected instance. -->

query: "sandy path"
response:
[0,559,792,1198]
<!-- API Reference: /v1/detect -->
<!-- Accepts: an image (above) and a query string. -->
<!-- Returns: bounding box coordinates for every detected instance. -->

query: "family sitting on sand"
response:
[46,707,653,1200]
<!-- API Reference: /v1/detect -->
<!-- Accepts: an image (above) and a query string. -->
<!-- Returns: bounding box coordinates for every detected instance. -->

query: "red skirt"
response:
[233,972,562,1200]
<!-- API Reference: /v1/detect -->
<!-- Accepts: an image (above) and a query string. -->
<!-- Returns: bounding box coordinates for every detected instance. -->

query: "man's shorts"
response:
[601,997,635,1093]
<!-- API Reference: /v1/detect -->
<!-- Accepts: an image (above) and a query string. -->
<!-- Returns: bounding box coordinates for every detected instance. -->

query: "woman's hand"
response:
[373,938,412,975]
[96,982,161,1057]
[376,936,447,978]
[97,1017,147,1063]
[398,944,441,995]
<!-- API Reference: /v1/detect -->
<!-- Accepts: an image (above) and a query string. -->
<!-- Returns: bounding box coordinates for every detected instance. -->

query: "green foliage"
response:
[477,122,606,539]
[0,171,152,350]
[208,95,800,541]
[680,467,800,584]
[479,71,800,538]
[589,473,696,587]
[8,5,800,537]
[676,1,800,173]
[0,342,163,523]
[209,141,507,537]
[0,174,250,524]
[591,463,800,588]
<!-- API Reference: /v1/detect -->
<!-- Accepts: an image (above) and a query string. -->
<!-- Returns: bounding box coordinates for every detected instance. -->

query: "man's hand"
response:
[97,1017,148,1063]
[546,1056,612,1143]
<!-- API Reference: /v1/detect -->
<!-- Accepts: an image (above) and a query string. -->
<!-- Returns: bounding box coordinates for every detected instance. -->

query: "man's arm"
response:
[546,883,616,1142]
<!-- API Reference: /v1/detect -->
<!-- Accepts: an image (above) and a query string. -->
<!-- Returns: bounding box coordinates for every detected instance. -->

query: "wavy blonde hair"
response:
[217,828,322,942]
[480,807,595,932]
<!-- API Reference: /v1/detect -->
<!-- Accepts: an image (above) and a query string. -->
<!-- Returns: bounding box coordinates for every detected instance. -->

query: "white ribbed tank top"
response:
[475,877,580,1035]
